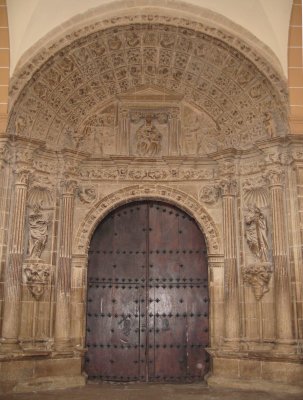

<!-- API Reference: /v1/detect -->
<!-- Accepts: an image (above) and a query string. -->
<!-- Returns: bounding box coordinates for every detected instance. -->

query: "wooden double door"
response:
[85,201,209,382]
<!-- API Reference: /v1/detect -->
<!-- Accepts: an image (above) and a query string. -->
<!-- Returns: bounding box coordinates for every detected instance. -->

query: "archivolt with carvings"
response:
[74,185,221,256]
[8,23,287,156]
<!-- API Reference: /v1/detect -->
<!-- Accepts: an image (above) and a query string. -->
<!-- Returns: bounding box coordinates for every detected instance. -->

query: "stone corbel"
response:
[23,261,51,300]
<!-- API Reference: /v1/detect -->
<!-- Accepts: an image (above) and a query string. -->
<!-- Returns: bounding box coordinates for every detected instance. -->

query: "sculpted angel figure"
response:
[244,205,269,262]
[136,114,162,156]
[28,206,49,259]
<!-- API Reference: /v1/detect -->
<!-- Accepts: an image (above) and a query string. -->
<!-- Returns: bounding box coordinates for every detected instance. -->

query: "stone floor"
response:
[0,383,302,400]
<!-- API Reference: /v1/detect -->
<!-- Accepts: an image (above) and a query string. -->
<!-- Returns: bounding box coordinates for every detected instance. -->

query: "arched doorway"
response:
[85,200,209,382]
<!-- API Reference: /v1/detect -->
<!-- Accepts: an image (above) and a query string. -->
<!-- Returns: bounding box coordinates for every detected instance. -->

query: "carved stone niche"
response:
[23,261,51,300]
[117,87,183,157]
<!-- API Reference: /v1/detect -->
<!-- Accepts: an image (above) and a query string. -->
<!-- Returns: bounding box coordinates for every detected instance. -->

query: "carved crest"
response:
[23,261,51,300]
[242,262,273,301]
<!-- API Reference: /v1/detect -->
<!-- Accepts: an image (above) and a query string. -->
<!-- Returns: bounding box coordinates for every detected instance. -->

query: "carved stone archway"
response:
[1,3,302,395]
[74,184,222,257]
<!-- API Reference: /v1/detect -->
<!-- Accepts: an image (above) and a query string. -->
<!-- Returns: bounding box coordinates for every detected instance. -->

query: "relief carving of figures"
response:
[23,261,51,300]
[242,262,273,301]
[28,206,49,259]
[244,205,269,262]
[199,185,219,204]
[136,114,162,156]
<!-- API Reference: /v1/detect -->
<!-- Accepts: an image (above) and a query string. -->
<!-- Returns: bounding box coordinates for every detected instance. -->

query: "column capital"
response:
[264,166,285,187]
[60,179,78,196]
[219,178,238,197]
[13,167,32,186]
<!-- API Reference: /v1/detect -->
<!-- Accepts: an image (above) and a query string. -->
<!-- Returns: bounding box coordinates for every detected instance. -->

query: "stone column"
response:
[267,167,294,348]
[168,108,181,156]
[220,178,240,347]
[54,179,77,350]
[1,167,31,350]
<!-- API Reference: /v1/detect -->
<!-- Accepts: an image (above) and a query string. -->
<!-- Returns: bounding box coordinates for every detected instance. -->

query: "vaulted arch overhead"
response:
[8,22,289,156]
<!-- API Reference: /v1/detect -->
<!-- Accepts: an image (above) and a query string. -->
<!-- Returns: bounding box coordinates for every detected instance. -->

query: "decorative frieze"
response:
[79,166,215,181]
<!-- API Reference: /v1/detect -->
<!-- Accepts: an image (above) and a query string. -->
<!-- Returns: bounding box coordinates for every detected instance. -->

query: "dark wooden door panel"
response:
[85,201,209,382]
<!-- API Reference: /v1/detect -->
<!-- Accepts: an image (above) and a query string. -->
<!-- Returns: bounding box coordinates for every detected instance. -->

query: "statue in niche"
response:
[136,114,162,156]
[244,205,269,262]
[28,206,49,259]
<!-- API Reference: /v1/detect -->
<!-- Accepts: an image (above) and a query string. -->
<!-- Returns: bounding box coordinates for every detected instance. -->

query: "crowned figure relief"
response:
[136,114,162,156]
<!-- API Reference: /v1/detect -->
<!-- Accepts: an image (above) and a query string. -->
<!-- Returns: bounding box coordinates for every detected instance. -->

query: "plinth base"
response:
[206,349,303,395]
[0,353,85,394]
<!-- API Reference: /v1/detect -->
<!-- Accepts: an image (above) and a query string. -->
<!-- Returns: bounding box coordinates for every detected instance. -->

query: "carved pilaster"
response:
[168,108,181,156]
[219,178,240,347]
[1,167,31,350]
[118,108,130,155]
[266,167,294,348]
[54,179,78,350]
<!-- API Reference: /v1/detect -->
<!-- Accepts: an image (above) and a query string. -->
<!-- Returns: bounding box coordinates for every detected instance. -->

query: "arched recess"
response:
[74,184,222,258]
[6,3,289,154]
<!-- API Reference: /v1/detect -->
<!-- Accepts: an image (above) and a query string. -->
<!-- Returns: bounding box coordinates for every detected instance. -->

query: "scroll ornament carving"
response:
[242,205,272,300]
[28,206,50,259]
[79,166,214,181]
[242,262,273,301]
[77,186,97,204]
[23,261,51,300]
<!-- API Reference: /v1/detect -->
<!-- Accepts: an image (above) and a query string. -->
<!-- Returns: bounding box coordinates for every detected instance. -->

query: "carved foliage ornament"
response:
[242,262,273,301]
[23,261,51,300]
